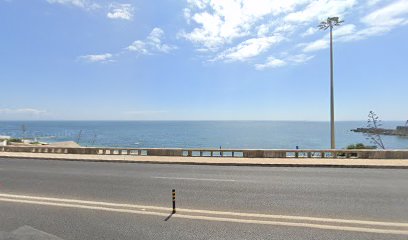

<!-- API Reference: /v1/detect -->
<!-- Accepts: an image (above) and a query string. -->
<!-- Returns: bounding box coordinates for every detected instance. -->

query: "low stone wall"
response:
[1,146,407,159]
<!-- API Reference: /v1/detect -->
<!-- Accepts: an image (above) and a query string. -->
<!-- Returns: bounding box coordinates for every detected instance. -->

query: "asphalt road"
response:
[0,158,407,239]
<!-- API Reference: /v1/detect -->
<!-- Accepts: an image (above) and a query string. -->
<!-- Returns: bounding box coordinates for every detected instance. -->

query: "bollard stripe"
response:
[172,189,176,213]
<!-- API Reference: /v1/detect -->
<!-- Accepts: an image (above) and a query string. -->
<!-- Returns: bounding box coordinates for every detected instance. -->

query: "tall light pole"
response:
[318,17,343,149]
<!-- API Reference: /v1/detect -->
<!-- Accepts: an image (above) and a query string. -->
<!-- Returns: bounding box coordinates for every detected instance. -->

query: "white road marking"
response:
[0,193,408,235]
[177,209,408,228]
[152,176,237,182]
[0,193,169,212]
[175,214,408,235]
[1,193,407,227]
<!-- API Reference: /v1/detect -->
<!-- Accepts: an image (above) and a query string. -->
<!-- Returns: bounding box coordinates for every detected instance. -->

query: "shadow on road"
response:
[164,213,174,221]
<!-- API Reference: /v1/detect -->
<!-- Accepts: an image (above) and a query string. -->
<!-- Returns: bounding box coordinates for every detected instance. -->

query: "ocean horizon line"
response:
[0,120,406,122]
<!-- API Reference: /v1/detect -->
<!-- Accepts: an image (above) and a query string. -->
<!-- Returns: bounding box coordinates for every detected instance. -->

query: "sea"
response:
[0,121,407,149]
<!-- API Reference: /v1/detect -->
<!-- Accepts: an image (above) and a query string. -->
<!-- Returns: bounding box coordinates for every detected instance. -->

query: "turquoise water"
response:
[0,121,407,149]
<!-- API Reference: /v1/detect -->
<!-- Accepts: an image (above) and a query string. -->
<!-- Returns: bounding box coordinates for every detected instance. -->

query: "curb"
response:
[1,155,408,169]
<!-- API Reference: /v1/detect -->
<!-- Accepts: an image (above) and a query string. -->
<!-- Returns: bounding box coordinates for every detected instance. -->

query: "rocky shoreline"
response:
[351,126,408,136]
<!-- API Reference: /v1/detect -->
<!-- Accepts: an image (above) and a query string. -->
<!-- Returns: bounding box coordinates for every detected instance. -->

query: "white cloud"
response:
[179,0,408,69]
[0,108,46,114]
[181,0,358,68]
[287,54,315,63]
[333,24,357,37]
[107,3,134,20]
[255,57,287,70]
[79,53,113,63]
[0,108,47,115]
[187,0,207,10]
[127,28,176,54]
[273,23,297,35]
[181,0,307,51]
[366,0,384,7]
[301,0,408,49]
[302,39,329,52]
[256,24,272,37]
[183,8,192,24]
[0,108,49,120]
[285,0,357,23]
[78,28,175,63]
[363,0,408,26]
[301,24,356,52]
[46,0,100,10]
[339,0,408,42]
[213,36,283,62]
[301,27,318,37]
[127,40,148,54]
[340,26,388,41]
[255,54,314,70]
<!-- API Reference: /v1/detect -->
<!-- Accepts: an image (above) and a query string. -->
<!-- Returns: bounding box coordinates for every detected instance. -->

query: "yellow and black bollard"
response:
[172,189,176,214]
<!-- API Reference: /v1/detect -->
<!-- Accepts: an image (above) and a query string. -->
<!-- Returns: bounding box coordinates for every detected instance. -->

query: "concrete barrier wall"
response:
[0,146,407,159]
[147,149,183,156]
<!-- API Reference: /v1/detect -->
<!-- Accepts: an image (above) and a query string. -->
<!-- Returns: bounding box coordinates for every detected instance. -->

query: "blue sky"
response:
[0,0,407,121]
